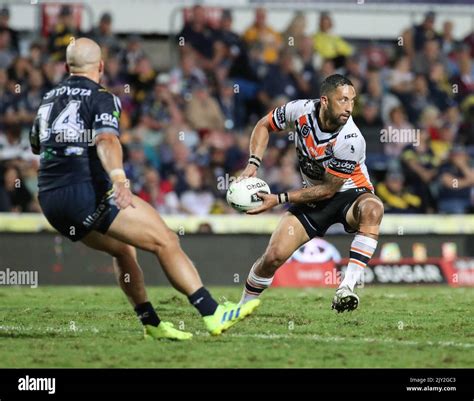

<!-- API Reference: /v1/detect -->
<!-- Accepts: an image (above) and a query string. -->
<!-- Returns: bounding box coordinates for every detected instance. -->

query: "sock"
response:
[188,287,218,317]
[240,262,274,304]
[134,302,161,327]
[340,234,378,291]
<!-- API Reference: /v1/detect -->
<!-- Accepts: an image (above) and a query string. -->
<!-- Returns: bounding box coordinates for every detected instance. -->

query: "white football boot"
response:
[332,285,360,313]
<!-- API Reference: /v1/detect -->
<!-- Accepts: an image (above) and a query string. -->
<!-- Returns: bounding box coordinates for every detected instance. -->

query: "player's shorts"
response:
[288,187,372,238]
[38,181,120,242]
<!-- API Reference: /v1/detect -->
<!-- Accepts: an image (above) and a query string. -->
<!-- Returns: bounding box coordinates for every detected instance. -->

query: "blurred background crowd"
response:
[0,4,473,215]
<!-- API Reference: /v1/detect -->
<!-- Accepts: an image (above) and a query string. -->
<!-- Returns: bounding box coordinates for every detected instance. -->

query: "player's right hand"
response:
[113,181,136,209]
[236,164,258,182]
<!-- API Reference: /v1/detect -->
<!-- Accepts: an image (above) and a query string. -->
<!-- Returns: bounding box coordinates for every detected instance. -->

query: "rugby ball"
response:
[226,177,271,212]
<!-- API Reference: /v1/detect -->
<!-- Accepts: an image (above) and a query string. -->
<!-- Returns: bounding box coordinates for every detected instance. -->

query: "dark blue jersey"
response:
[30,75,121,192]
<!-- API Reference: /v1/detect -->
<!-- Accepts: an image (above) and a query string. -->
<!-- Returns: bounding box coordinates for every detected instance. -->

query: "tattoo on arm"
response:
[289,172,346,204]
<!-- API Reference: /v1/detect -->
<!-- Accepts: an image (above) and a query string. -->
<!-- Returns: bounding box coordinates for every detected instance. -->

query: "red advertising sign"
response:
[273,257,474,288]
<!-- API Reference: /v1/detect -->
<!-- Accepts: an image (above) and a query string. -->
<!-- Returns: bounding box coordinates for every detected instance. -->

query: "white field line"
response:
[1,325,473,349]
[225,333,474,349]
[0,325,99,334]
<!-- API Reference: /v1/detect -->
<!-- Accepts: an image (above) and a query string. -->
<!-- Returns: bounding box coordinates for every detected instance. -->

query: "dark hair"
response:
[320,74,353,96]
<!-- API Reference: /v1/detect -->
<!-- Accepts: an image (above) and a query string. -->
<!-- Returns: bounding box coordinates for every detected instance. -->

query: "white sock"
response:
[340,234,378,291]
[240,262,273,304]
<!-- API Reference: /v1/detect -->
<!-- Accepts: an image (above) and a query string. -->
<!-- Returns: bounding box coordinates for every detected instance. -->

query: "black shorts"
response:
[288,187,372,238]
[38,181,120,242]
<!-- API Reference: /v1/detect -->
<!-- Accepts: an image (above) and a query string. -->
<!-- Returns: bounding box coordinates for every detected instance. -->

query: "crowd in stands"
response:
[0,5,473,215]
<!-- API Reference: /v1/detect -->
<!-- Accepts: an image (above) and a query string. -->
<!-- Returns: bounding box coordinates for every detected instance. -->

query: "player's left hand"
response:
[246,192,278,215]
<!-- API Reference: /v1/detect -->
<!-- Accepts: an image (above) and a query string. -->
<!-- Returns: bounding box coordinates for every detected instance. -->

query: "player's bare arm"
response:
[239,116,271,179]
[95,133,135,210]
[288,172,345,204]
[247,171,345,215]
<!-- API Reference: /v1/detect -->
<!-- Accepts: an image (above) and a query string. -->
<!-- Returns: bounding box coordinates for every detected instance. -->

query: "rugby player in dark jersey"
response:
[30,38,259,340]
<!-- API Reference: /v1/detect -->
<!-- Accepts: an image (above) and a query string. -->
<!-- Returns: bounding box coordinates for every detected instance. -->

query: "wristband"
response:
[278,192,289,204]
[248,154,262,169]
[110,168,127,182]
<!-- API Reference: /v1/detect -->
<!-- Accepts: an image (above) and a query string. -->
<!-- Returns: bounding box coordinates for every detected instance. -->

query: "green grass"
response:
[0,286,473,368]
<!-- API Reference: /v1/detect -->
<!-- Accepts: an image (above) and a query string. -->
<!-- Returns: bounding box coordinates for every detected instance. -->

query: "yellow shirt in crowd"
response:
[313,31,353,59]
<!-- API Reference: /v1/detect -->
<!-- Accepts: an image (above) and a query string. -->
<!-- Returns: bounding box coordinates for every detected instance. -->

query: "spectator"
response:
[48,5,82,61]
[0,123,35,162]
[359,76,400,125]
[388,56,414,97]
[129,56,156,104]
[440,20,456,55]
[1,166,35,212]
[137,166,180,214]
[400,130,439,212]
[121,34,146,74]
[0,68,14,130]
[438,147,474,213]
[180,164,215,215]
[139,73,184,134]
[0,28,15,69]
[458,101,474,146]
[451,48,474,103]
[403,11,441,57]
[382,105,414,158]
[259,49,310,107]
[217,79,241,130]
[294,36,320,98]
[282,12,307,51]
[427,61,454,111]
[431,122,457,163]
[123,143,147,193]
[169,50,207,100]
[413,39,448,76]
[16,69,45,130]
[313,12,353,69]
[211,9,244,84]
[89,12,121,53]
[0,7,19,53]
[243,8,282,65]
[177,5,217,70]
[353,100,383,149]
[28,42,47,70]
[185,83,225,131]
[404,74,435,124]
[463,30,474,58]
[376,171,423,214]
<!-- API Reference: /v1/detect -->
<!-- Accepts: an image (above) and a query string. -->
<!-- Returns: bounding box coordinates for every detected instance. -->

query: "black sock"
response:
[188,287,218,317]
[134,302,161,327]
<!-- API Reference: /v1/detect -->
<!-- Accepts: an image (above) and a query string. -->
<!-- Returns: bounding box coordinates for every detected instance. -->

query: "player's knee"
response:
[262,246,287,272]
[359,198,384,224]
[154,229,180,254]
[112,244,137,260]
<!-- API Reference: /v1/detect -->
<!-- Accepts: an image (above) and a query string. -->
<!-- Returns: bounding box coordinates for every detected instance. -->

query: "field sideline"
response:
[0,286,472,368]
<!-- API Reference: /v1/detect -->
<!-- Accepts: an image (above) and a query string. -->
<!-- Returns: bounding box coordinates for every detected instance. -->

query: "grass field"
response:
[0,285,473,368]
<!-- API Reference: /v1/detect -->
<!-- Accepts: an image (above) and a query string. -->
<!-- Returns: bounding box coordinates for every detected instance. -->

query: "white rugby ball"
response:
[226,177,271,212]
